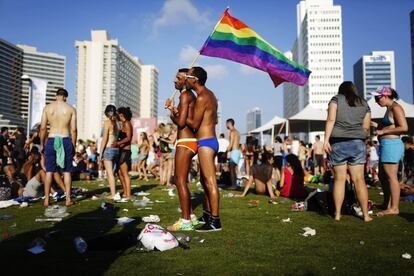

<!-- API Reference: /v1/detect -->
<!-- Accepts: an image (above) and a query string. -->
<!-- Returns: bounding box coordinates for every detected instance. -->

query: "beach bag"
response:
[138,224,179,252]
[0,174,11,201]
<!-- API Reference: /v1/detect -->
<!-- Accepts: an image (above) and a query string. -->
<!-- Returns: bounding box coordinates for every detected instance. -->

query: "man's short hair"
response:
[178,68,189,73]
[191,66,207,85]
[315,135,320,140]
[1,127,8,133]
[226,118,235,126]
[219,133,225,138]
[56,88,68,97]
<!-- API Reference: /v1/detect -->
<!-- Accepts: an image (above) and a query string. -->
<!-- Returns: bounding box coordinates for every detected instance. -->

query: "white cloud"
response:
[239,64,259,75]
[152,0,212,36]
[204,64,229,80]
[179,45,199,64]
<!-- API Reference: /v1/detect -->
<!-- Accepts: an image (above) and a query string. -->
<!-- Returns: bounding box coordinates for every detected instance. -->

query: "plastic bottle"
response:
[74,237,87,254]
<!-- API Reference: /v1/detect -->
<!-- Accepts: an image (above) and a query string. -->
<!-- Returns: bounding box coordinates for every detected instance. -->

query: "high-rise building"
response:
[17,45,66,122]
[284,0,343,118]
[353,51,396,99]
[246,107,261,133]
[0,38,24,129]
[75,30,142,140]
[140,65,158,119]
[410,10,414,100]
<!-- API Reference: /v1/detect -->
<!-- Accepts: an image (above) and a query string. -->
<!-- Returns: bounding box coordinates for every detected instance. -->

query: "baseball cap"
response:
[104,105,117,116]
[370,86,392,97]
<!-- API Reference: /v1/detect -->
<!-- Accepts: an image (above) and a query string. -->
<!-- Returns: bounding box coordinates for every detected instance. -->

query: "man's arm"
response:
[186,96,206,130]
[39,108,48,152]
[227,131,233,152]
[71,108,77,148]
[170,94,190,128]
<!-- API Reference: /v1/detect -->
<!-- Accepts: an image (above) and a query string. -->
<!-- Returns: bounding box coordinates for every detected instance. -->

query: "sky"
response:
[0,0,413,135]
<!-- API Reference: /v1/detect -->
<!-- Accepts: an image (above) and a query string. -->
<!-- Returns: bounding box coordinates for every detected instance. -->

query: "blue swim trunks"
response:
[197,137,219,153]
[230,149,241,165]
[45,137,74,173]
[380,138,404,163]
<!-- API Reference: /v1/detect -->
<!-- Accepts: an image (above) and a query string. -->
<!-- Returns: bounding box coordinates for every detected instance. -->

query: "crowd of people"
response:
[0,71,412,232]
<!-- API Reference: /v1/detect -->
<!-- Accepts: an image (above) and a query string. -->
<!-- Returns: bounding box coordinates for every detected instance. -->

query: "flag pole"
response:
[166,7,229,102]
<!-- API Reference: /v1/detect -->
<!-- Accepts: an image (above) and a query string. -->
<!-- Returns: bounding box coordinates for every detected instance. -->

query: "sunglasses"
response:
[185,74,199,81]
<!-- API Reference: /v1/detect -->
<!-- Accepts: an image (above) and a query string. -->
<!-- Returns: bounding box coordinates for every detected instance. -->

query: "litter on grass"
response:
[402,253,412,260]
[122,209,129,212]
[35,218,62,222]
[0,199,20,209]
[138,224,179,252]
[44,205,69,218]
[302,227,316,237]
[117,217,135,225]
[155,200,165,203]
[223,193,235,198]
[199,239,205,243]
[91,196,99,200]
[168,189,176,197]
[0,214,14,220]
[248,200,260,207]
[135,191,150,196]
[282,218,292,223]
[27,237,46,254]
[20,202,28,208]
[142,215,160,223]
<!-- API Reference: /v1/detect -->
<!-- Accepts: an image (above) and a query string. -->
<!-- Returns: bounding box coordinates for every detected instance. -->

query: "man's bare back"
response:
[44,101,76,136]
[229,129,240,151]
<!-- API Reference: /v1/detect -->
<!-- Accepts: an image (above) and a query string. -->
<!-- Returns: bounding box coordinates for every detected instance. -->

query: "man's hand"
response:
[111,141,118,147]
[164,98,174,109]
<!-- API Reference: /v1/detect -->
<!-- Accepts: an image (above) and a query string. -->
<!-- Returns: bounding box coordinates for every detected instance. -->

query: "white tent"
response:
[288,104,328,133]
[250,114,286,145]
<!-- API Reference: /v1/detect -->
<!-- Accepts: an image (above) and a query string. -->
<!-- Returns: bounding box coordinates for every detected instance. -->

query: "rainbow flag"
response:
[200,9,311,87]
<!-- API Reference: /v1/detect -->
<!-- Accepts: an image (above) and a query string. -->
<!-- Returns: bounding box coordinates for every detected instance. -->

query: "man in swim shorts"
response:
[226,118,241,190]
[165,68,199,231]
[40,88,77,207]
[185,66,222,232]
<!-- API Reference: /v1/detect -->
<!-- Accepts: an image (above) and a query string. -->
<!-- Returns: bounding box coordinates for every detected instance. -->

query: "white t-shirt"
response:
[291,140,300,156]
[218,138,229,153]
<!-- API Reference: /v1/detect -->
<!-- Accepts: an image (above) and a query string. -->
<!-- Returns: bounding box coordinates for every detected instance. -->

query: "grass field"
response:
[0,179,413,275]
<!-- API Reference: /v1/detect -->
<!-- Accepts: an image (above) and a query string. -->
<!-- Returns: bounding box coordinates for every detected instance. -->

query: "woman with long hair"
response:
[324,81,372,222]
[99,105,119,199]
[372,86,408,215]
[112,107,133,199]
[137,132,150,181]
[279,154,307,199]
[159,124,176,186]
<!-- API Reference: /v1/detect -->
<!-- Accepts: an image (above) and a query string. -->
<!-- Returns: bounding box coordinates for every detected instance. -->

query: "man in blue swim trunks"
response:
[40,88,77,207]
[226,118,241,190]
[185,66,222,232]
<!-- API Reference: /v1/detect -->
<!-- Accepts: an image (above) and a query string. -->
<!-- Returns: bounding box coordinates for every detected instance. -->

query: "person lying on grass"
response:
[279,154,307,200]
[236,152,278,203]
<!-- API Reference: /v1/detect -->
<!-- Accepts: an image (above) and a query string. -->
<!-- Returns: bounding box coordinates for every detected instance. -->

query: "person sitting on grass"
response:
[236,152,277,203]
[279,154,307,199]
[3,164,26,198]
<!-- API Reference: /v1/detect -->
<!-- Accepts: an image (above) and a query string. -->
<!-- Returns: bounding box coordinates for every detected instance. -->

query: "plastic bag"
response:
[138,223,178,252]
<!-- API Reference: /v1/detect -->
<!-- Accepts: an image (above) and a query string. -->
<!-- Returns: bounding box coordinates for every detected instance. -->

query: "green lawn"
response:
[0,179,413,275]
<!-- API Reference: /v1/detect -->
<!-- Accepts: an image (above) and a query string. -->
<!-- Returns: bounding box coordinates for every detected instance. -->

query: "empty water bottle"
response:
[74,237,87,254]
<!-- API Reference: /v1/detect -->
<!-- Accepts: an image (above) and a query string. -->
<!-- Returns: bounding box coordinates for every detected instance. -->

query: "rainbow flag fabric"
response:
[200,9,311,87]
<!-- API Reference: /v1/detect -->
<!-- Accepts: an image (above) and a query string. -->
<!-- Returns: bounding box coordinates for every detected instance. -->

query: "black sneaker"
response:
[196,216,222,232]
[198,211,211,225]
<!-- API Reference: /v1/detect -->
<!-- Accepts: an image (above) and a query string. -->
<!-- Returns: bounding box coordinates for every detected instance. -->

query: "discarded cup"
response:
[101,202,117,211]
[74,237,87,254]
[0,214,14,220]
[44,205,68,218]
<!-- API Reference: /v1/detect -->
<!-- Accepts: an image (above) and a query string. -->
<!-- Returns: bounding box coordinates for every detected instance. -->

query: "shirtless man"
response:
[312,135,324,175]
[40,88,77,207]
[185,66,221,232]
[226,118,240,190]
[165,68,199,231]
